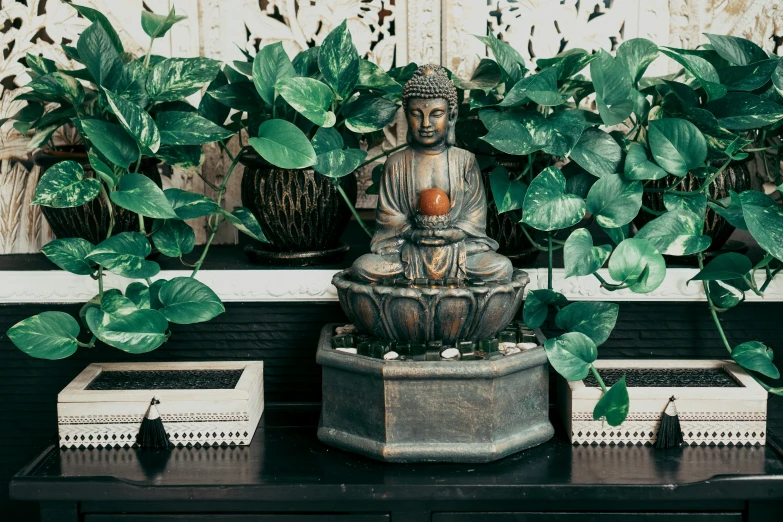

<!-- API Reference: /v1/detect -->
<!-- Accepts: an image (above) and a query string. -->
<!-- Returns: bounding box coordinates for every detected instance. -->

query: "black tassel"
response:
[137,396,171,450]
[655,396,684,449]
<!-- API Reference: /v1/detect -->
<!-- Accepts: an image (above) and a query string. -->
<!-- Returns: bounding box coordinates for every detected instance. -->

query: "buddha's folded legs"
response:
[465,251,513,283]
[352,253,404,282]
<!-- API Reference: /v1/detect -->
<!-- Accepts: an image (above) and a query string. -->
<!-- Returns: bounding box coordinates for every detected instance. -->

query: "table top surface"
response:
[10,404,783,504]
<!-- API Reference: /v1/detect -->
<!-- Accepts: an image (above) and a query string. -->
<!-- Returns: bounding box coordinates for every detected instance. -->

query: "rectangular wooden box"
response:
[58,361,264,449]
[560,359,768,446]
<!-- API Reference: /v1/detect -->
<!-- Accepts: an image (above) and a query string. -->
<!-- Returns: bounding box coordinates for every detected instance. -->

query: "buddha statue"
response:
[353,65,513,283]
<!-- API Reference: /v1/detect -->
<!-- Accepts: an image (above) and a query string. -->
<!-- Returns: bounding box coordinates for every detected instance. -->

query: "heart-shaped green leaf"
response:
[80,119,139,168]
[739,190,783,262]
[608,238,666,293]
[87,232,160,279]
[689,253,752,282]
[538,110,586,157]
[708,191,747,230]
[27,71,85,106]
[635,209,712,256]
[704,34,767,66]
[313,148,367,179]
[7,311,81,360]
[563,228,611,278]
[103,88,160,154]
[624,142,668,180]
[732,341,780,379]
[252,42,295,106]
[147,57,221,102]
[33,161,101,208]
[499,67,565,107]
[158,277,225,324]
[125,282,151,310]
[660,48,726,102]
[220,207,268,243]
[604,224,629,245]
[358,59,402,93]
[249,120,317,169]
[544,332,597,381]
[41,238,96,275]
[318,20,360,99]
[156,111,234,145]
[591,50,633,125]
[705,92,783,131]
[481,120,542,156]
[111,174,178,219]
[86,307,168,354]
[100,293,139,319]
[718,59,778,92]
[592,375,630,426]
[617,38,659,84]
[164,188,220,219]
[489,166,527,214]
[452,58,502,93]
[208,82,263,112]
[537,48,595,80]
[77,22,122,88]
[88,152,118,188]
[522,166,585,231]
[664,192,707,217]
[69,4,124,53]
[475,33,526,85]
[141,6,187,40]
[648,118,707,177]
[556,302,619,347]
[311,127,344,155]
[709,281,742,309]
[152,219,195,258]
[569,127,622,178]
[586,174,642,228]
[277,77,336,128]
[343,95,400,133]
[523,289,568,329]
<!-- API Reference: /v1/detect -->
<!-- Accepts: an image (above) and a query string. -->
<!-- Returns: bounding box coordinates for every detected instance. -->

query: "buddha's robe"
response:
[353,146,513,283]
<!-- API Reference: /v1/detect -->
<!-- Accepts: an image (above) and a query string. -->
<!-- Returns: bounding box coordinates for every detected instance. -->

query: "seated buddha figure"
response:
[352,65,513,284]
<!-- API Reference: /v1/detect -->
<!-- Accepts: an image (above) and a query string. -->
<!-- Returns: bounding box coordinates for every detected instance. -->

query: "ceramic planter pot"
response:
[240,152,357,266]
[634,161,751,253]
[33,147,161,244]
[481,156,540,267]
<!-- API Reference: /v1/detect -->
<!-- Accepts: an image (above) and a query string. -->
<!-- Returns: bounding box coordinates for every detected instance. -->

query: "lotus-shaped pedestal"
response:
[332,269,529,344]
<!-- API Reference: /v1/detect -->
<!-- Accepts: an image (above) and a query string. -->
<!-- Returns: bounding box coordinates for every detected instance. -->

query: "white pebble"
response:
[335,327,347,334]
[441,347,460,359]
[517,342,538,350]
[336,347,357,354]
[383,351,399,360]
[501,342,517,350]
[342,324,358,333]
[504,347,522,355]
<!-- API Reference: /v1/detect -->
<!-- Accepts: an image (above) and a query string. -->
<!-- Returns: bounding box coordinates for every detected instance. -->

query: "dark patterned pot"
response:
[33,147,161,244]
[240,152,357,255]
[634,161,751,252]
[481,156,540,267]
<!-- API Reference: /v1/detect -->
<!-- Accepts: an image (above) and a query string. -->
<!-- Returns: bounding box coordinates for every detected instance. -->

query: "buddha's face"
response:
[406,98,450,148]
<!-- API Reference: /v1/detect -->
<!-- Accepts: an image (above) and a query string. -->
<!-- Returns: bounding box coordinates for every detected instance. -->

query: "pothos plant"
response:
[204,20,408,238]
[473,33,783,427]
[6,5,268,360]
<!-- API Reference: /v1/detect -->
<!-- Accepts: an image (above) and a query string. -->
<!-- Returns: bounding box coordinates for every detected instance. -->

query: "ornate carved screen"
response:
[1,0,780,252]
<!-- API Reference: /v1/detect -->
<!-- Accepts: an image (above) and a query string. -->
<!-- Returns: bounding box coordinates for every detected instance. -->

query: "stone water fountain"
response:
[317,65,554,463]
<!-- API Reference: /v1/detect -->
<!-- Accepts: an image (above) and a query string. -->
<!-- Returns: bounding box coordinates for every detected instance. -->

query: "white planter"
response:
[560,359,768,446]
[58,361,264,449]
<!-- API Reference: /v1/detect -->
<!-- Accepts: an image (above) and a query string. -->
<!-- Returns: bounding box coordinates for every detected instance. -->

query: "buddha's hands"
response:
[410,227,466,246]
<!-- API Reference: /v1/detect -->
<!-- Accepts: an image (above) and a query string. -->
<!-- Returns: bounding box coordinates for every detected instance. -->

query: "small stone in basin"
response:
[384,351,399,360]
[441,347,460,359]
[336,347,358,354]
[517,342,538,350]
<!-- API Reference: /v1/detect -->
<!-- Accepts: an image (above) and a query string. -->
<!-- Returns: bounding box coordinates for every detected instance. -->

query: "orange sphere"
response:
[418,188,450,216]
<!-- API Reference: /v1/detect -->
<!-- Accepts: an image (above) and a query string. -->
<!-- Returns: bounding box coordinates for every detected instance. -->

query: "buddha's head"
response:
[403,64,458,149]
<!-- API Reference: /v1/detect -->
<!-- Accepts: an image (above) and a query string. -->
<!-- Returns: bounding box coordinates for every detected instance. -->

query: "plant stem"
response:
[96,187,115,301]
[641,204,665,216]
[746,142,783,152]
[356,144,406,170]
[760,265,782,293]
[698,253,733,354]
[336,182,373,238]
[520,225,564,252]
[590,364,607,393]
[97,267,104,299]
[143,37,154,68]
[547,232,553,290]
[699,157,732,194]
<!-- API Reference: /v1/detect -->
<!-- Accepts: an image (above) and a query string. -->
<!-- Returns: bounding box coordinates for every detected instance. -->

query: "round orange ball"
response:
[418,188,450,216]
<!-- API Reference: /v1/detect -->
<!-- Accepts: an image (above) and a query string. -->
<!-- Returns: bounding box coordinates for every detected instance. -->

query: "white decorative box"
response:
[560,359,768,446]
[58,361,264,449]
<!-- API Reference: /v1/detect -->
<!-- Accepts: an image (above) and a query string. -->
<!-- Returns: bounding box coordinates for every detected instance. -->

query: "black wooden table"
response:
[10,404,783,522]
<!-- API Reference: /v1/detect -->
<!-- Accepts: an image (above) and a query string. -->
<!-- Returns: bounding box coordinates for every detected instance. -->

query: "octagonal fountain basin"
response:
[316,324,554,463]
[332,269,529,344]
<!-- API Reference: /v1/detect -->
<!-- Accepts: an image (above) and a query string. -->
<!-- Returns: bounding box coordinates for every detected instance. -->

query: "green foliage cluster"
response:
[6,8,783,429]
[466,34,783,426]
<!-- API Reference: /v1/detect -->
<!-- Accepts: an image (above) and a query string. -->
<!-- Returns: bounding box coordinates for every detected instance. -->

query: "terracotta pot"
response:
[481,156,540,267]
[33,147,161,244]
[239,151,357,252]
[634,161,751,252]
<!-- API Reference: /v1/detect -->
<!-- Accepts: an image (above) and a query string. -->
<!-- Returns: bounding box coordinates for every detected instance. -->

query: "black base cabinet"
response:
[12,406,783,522]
